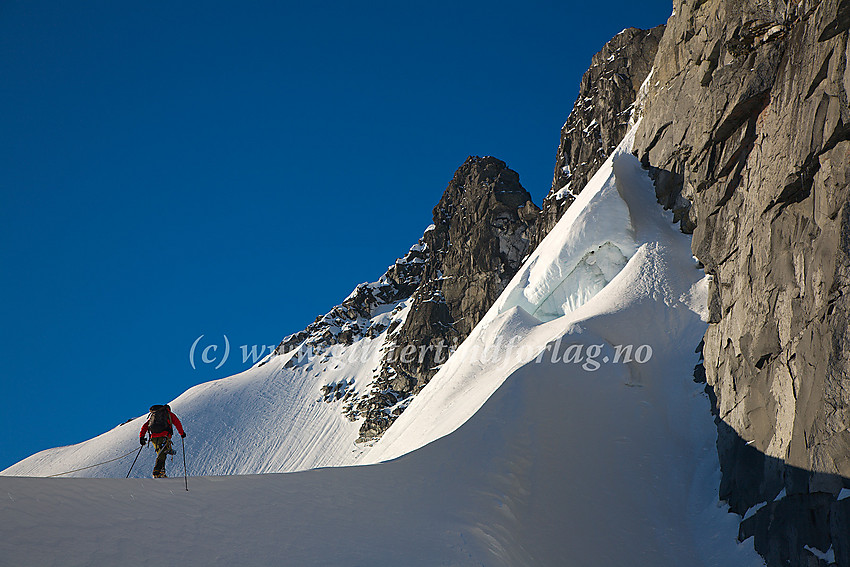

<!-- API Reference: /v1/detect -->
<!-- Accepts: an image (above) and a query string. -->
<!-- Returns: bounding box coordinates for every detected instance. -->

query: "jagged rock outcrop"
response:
[632,0,850,564]
[273,157,539,442]
[272,238,429,360]
[357,157,539,440]
[273,26,666,445]
[529,25,664,249]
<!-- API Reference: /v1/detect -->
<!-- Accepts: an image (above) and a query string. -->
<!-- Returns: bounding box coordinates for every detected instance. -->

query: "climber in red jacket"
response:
[140,404,186,478]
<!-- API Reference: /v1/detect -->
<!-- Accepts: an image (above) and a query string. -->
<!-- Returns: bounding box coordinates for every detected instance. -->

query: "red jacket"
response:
[140,410,185,439]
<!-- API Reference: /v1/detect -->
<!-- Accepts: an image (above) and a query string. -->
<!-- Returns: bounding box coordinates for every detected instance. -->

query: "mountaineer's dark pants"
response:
[150,436,172,476]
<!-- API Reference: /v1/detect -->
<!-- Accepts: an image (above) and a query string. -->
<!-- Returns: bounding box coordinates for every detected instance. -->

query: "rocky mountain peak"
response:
[354,156,539,441]
[529,25,665,249]
[272,156,539,442]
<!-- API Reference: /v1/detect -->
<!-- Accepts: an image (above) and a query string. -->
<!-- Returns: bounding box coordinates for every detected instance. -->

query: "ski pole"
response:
[126,443,145,479]
[181,435,188,491]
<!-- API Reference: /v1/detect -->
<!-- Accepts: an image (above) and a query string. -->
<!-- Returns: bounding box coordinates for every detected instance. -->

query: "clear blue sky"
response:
[0,0,672,470]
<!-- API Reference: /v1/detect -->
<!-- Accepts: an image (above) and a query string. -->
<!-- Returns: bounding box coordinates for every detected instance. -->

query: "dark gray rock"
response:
[272,237,431,360]
[356,156,539,441]
[739,493,835,566]
[632,0,850,564]
[529,25,664,249]
[833,498,850,566]
[272,157,539,443]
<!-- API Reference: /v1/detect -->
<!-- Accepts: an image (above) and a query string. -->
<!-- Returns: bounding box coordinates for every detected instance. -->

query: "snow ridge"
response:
[1,238,430,477]
[1,123,764,566]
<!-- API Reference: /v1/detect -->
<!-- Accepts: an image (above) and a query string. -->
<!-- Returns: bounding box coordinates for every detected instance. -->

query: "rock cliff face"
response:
[632,0,850,564]
[275,157,539,442]
[529,25,664,249]
[273,7,850,561]
[357,157,539,440]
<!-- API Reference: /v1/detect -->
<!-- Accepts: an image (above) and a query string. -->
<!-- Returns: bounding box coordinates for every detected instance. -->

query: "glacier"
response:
[0,125,764,566]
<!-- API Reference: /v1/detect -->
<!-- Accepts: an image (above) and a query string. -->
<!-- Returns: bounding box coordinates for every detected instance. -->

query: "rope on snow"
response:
[45,447,141,478]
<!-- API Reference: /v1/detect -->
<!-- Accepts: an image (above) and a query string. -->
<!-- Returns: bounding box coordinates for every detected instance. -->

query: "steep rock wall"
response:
[529,25,664,249]
[632,0,850,564]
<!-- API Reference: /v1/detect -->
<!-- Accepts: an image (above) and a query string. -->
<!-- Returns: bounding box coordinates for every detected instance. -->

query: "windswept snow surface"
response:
[369,126,697,463]
[1,305,408,477]
[1,125,763,565]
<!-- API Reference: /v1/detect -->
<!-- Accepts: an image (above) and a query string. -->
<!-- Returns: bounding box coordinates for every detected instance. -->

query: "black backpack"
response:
[147,404,173,435]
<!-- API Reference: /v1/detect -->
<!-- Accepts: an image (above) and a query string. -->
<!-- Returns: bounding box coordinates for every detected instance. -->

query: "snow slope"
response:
[1,126,764,565]
[0,346,761,566]
[0,298,410,477]
[367,125,701,462]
